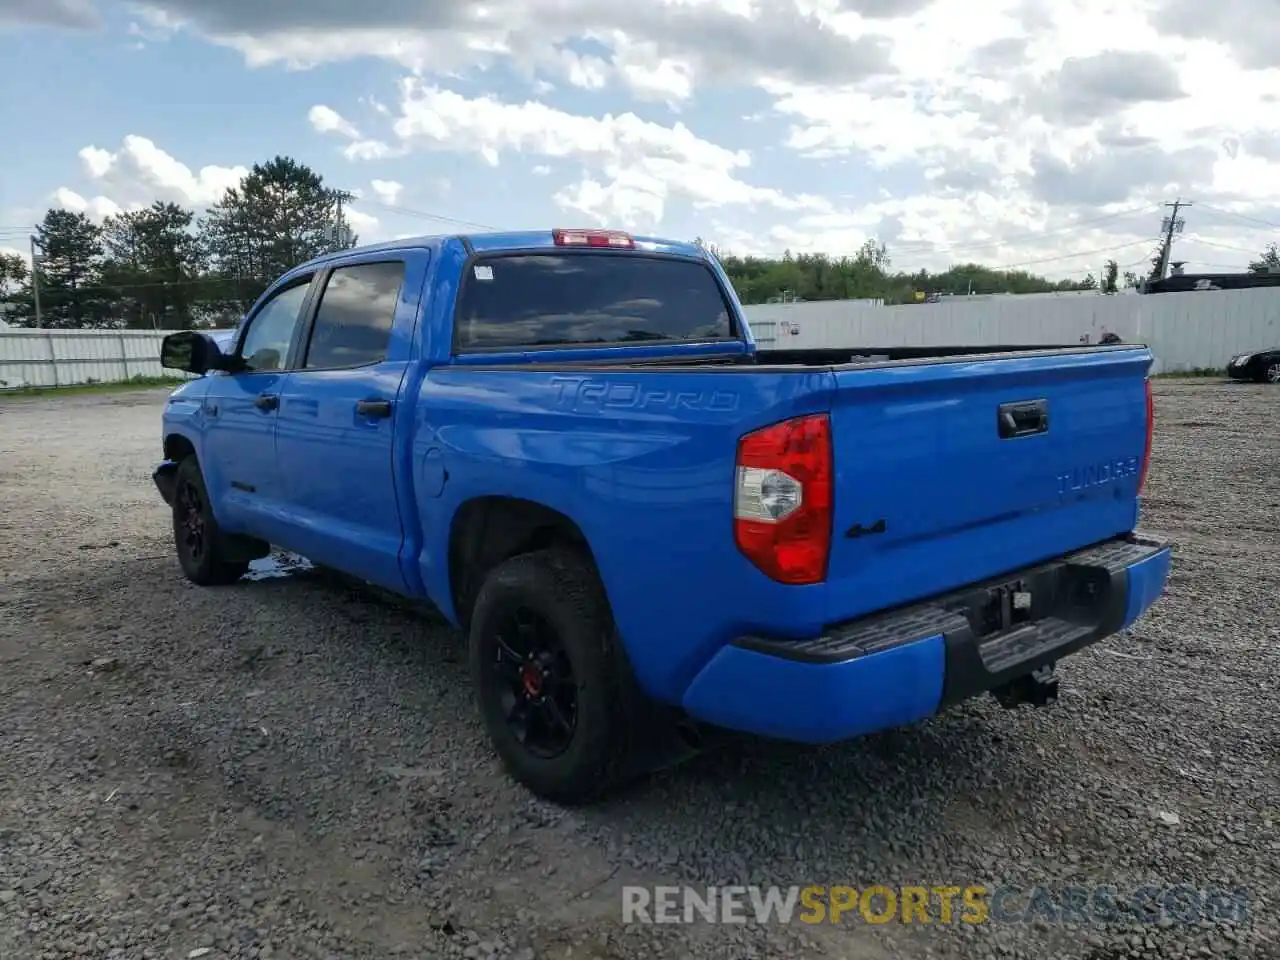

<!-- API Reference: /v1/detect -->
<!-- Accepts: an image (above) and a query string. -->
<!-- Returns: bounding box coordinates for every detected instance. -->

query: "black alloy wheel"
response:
[489,605,578,758]
[176,476,207,566]
[170,456,251,586]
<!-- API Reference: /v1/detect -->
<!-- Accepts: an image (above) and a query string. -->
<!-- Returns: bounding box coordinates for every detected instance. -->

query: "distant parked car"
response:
[1226,348,1280,383]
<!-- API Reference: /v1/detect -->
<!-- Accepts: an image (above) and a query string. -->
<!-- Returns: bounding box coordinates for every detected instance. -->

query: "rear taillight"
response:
[1138,377,1154,494]
[733,413,833,585]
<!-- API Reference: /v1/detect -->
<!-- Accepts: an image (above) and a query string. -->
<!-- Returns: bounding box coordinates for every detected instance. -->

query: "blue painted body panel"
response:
[158,228,1172,745]
[681,542,1173,743]
[1123,546,1173,629]
[821,350,1150,627]
[682,635,948,744]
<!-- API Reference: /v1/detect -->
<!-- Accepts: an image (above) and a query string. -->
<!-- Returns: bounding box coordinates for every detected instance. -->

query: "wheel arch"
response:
[447,495,602,634]
[164,432,197,463]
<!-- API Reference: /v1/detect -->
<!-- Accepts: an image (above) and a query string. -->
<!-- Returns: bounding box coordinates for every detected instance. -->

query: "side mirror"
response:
[160,331,230,375]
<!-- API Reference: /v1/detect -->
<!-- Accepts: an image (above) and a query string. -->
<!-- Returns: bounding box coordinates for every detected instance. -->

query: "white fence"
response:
[744,286,1280,375]
[0,329,195,390]
[2,286,1277,387]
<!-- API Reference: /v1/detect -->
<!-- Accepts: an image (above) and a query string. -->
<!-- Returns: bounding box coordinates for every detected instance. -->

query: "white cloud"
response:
[67,135,246,210]
[344,207,381,238]
[51,187,123,221]
[308,104,360,139]
[370,179,403,204]
[339,139,406,161]
[134,0,898,101]
[16,0,1280,278]
[388,79,830,227]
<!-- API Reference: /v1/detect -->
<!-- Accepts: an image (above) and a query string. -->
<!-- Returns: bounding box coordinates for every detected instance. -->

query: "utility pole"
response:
[29,234,43,328]
[330,190,354,251]
[1156,198,1190,281]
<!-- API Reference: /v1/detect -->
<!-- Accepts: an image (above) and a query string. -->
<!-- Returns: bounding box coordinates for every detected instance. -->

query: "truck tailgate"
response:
[822,347,1152,625]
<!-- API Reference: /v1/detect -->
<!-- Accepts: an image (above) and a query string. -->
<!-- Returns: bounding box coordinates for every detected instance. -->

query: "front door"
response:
[273,258,413,592]
[201,275,317,541]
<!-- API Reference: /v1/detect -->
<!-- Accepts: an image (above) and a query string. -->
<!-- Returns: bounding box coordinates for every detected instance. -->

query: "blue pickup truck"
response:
[153,228,1172,803]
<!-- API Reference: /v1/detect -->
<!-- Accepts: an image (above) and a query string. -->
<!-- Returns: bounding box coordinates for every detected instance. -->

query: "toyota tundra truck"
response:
[152,228,1172,804]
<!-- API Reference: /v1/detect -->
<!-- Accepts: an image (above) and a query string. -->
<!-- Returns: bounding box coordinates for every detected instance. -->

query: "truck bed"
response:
[422,343,1153,697]
[752,343,1112,366]
[478,342,1130,370]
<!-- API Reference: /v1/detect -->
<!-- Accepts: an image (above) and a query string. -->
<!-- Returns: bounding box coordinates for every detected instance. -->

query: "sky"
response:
[2,0,1279,282]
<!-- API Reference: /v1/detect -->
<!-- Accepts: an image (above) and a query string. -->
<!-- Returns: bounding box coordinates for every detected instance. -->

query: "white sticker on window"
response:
[473,265,494,281]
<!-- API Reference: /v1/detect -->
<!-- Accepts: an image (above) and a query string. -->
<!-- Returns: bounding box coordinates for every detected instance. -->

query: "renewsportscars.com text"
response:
[621,885,1251,927]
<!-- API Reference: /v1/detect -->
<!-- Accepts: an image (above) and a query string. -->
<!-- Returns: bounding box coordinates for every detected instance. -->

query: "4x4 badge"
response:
[844,518,886,539]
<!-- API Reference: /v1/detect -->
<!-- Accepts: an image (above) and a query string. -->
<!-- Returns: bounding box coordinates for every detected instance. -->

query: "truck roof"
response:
[295,230,710,272]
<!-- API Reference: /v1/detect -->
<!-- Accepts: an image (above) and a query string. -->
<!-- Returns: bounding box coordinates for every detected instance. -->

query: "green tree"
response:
[1102,259,1119,294]
[199,156,355,310]
[714,242,1096,306]
[1080,273,1098,290]
[1146,244,1166,282]
[101,201,205,329]
[0,251,28,299]
[30,209,106,328]
[1249,242,1279,273]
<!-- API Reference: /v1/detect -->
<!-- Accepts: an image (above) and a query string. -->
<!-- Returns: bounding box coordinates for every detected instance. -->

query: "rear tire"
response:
[468,547,634,805]
[1266,361,1280,384]
[172,456,250,586]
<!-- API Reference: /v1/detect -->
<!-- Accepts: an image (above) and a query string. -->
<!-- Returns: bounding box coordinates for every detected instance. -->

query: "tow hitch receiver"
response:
[992,664,1059,709]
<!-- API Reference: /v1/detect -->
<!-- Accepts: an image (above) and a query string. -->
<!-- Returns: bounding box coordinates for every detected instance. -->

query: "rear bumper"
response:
[153,460,179,506]
[680,533,1172,744]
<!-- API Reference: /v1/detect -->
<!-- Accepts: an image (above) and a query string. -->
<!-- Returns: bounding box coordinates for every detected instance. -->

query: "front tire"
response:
[468,547,634,805]
[172,456,250,586]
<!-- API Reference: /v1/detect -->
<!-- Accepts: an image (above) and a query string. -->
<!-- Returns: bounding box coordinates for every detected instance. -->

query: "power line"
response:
[885,203,1162,256]
[1195,203,1280,231]
[10,239,1160,296]
[11,275,270,294]
[1183,235,1260,255]
[992,239,1154,271]
[348,196,496,231]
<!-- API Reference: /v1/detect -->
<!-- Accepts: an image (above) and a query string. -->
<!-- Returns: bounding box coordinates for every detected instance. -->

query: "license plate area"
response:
[977,581,1033,634]
[948,561,1114,641]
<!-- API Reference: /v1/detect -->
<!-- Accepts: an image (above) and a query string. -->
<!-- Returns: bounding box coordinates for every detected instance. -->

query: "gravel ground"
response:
[0,379,1277,960]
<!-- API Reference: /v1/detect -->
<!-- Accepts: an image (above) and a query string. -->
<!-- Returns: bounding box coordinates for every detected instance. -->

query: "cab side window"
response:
[302,261,406,369]
[239,279,313,372]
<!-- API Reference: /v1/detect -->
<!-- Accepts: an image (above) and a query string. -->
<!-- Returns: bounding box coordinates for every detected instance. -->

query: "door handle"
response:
[254,393,279,412]
[997,399,1048,438]
[355,399,392,419]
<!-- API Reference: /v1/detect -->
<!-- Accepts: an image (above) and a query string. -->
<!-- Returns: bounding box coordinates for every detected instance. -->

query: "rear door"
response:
[272,254,423,593]
[822,348,1152,624]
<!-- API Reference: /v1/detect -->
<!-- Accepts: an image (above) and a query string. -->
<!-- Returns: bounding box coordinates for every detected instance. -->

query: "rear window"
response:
[454,253,736,351]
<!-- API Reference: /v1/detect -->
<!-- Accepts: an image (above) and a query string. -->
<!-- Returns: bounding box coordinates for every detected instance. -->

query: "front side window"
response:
[239,279,312,372]
[454,253,735,351]
[303,261,406,369]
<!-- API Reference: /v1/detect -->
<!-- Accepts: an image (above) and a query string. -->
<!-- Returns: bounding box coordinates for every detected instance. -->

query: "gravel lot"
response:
[0,378,1277,960]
